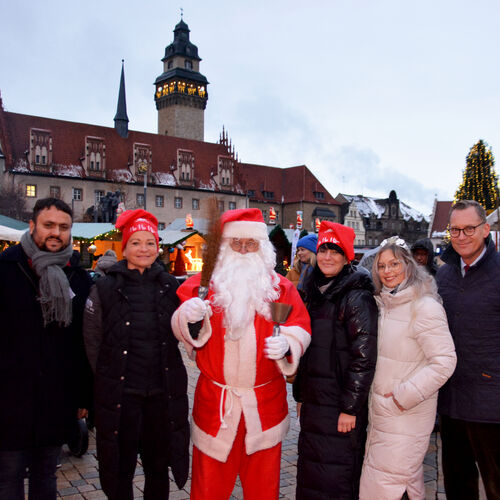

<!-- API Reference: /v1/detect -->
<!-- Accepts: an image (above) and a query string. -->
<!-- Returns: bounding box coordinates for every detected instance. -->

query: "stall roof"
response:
[0,224,25,241]
[0,215,29,230]
[71,223,197,246]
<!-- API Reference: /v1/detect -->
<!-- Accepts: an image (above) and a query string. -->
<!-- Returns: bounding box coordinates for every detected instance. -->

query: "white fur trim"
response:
[171,307,212,358]
[223,220,268,240]
[275,325,311,376]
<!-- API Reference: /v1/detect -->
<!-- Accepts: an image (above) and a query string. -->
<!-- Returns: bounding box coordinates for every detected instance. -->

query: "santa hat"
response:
[115,209,159,250]
[221,208,267,240]
[317,221,355,262]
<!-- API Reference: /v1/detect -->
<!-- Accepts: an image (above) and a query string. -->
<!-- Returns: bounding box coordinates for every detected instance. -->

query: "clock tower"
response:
[154,19,208,141]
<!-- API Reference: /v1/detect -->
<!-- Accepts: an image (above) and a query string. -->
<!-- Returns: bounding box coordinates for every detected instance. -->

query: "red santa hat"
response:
[221,208,268,240]
[115,209,159,250]
[317,221,355,262]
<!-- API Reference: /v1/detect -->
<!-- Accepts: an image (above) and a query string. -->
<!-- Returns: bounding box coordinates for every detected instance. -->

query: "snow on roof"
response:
[198,178,218,190]
[54,164,85,177]
[153,172,177,186]
[12,159,30,172]
[400,201,429,222]
[111,169,134,183]
[343,194,428,222]
[344,195,385,218]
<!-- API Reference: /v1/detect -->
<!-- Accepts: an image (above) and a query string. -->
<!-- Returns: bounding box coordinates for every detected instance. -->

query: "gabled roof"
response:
[340,193,428,222]
[429,200,452,236]
[240,163,340,205]
[2,111,245,193]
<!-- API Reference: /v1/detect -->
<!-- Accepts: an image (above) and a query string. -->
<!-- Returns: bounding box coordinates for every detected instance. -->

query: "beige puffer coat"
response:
[359,283,456,500]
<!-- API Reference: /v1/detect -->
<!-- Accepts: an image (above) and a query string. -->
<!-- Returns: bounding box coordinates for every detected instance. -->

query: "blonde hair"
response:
[372,243,439,300]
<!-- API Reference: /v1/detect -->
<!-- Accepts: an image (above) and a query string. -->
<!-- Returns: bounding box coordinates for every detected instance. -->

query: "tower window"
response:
[168,60,173,69]
[185,60,193,69]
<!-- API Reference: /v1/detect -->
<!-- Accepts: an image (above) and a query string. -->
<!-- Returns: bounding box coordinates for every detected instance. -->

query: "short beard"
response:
[211,240,280,341]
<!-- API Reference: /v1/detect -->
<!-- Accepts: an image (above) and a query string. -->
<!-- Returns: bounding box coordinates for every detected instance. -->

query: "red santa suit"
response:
[171,208,311,499]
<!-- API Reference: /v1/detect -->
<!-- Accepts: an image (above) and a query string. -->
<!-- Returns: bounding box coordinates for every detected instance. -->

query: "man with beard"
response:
[0,198,92,500]
[172,208,311,500]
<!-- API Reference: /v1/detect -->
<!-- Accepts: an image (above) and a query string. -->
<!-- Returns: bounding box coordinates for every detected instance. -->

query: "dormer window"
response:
[30,128,52,171]
[134,143,152,179]
[85,137,106,177]
[263,191,274,199]
[314,191,325,200]
[177,149,195,183]
[217,156,234,188]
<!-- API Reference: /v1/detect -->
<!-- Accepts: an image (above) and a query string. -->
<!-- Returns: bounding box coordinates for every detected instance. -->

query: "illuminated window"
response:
[174,197,183,209]
[72,188,82,201]
[49,186,60,199]
[192,199,200,210]
[26,184,37,197]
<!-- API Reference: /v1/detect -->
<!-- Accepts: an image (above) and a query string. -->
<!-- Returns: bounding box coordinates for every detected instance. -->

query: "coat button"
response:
[125,321,130,326]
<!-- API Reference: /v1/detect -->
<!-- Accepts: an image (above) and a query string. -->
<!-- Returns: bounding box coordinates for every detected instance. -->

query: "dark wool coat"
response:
[83,261,189,496]
[0,244,92,450]
[294,266,378,500]
[436,237,500,423]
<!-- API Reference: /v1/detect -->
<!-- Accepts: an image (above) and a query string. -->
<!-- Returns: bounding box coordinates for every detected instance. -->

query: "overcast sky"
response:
[1,0,499,215]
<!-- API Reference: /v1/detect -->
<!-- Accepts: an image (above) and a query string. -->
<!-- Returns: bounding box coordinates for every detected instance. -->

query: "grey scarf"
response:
[21,230,75,327]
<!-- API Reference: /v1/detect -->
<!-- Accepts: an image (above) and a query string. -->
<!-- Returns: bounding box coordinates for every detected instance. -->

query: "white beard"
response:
[211,242,280,341]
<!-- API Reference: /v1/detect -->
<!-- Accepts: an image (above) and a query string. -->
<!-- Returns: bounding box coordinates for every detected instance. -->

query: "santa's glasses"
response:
[229,238,259,253]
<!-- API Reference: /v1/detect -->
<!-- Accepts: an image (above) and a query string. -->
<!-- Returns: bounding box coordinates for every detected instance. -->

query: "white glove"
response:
[264,335,290,360]
[179,297,208,323]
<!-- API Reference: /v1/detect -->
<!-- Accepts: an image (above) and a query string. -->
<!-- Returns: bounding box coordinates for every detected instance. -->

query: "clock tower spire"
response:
[154,19,208,141]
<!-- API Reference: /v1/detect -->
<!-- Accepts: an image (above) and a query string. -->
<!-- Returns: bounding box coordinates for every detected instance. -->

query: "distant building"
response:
[336,190,429,247]
[428,199,453,255]
[0,18,340,232]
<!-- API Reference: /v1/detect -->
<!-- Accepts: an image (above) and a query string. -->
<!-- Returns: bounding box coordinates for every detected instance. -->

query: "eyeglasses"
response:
[229,238,259,252]
[449,222,485,238]
[377,261,402,273]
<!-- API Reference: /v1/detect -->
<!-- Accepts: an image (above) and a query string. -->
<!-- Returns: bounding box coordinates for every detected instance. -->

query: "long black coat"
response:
[294,266,378,500]
[437,237,500,423]
[83,261,189,496]
[0,244,92,450]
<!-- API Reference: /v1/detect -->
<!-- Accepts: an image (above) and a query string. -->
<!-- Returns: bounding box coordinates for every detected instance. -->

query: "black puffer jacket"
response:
[0,244,92,450]
[83,261,189,497]
[294,265,378,500]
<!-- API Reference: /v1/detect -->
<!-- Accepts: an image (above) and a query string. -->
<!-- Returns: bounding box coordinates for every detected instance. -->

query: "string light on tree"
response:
[455,139,499,211]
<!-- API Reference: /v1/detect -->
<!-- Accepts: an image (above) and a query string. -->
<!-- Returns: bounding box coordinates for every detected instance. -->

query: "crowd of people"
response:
[0,197,498,500]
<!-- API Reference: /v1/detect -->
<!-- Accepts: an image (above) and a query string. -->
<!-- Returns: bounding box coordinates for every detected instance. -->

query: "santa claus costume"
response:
[172,208,311,500]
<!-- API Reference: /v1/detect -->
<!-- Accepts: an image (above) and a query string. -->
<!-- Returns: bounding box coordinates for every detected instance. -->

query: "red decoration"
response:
[269,207,276,224]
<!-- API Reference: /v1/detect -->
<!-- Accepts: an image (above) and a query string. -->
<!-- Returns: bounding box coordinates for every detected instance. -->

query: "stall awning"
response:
[0,225,26,242]
[71,223,197,246]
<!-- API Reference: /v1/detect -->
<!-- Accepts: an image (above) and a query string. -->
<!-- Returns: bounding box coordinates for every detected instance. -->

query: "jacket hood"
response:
[376,276,437,309]
[411,238,436,271]
[94,254,117,274]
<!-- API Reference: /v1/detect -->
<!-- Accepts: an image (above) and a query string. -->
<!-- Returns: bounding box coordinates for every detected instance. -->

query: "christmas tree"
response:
[455,140,499,210]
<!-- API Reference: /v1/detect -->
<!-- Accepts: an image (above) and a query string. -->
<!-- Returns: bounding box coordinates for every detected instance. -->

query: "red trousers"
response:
[190,417,282,500]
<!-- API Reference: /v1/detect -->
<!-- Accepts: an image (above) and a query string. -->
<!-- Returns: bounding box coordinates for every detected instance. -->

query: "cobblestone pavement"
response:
[51,350,481,499]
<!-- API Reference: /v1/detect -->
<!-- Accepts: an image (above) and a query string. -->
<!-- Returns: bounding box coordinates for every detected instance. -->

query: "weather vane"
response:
[180,7,183,19]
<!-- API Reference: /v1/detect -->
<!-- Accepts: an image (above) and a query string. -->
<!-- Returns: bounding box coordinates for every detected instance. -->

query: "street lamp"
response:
[137,160,148,210]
